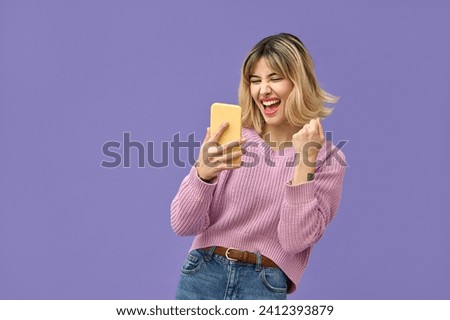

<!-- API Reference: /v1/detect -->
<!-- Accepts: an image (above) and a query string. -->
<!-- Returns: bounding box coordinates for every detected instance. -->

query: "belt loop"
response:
[205,246,216,261]
[255,252,262,272]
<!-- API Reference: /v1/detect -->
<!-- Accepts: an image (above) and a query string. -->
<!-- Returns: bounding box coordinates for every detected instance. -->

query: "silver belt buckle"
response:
[225,247,238,261]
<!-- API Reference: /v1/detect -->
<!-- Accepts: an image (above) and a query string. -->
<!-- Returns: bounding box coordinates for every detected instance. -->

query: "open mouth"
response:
[261,99,280,115]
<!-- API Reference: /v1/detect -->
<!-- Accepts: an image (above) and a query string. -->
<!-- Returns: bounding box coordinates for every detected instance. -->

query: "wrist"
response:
[199,175,213,183]
[196,170,215,183]
[295,152,317,168]
[306,150,319,162]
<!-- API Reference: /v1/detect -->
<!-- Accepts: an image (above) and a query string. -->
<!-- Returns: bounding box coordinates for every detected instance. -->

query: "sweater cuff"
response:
[188,166,218,193]
[285,180,316,204]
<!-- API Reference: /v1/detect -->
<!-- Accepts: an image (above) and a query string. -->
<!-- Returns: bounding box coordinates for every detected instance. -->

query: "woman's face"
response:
[249,58,293,128]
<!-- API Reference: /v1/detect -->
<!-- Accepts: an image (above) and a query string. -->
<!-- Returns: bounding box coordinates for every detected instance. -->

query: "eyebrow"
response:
[249,73,279,78]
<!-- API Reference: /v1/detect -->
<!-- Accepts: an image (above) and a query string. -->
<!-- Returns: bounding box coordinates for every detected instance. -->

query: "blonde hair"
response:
[238,33,338,134]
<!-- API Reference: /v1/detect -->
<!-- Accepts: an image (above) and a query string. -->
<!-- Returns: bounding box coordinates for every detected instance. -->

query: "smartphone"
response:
[210,103,242,164]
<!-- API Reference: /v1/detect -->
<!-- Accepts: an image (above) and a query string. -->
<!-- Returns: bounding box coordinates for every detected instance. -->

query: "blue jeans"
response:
[175,247,288,300]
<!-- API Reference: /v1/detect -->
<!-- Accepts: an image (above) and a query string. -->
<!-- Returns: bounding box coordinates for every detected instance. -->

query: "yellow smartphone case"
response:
[210,103,242,145]
[210,103,242,164]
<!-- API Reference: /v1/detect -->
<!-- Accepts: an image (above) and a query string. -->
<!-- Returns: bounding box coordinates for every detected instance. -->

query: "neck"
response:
[261,123,300,150]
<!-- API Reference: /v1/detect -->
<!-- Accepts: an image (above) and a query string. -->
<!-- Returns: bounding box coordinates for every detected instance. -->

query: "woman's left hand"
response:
[292,118,325,163]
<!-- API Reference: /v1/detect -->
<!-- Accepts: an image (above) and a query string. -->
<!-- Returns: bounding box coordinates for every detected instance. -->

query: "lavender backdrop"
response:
[1,0,449,300]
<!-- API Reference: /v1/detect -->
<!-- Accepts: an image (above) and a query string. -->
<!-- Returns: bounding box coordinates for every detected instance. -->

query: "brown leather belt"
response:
[210,246,279,268]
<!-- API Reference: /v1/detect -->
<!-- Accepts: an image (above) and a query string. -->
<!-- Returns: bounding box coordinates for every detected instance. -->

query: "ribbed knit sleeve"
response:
[277,148,346,254]
[170,166,218,236]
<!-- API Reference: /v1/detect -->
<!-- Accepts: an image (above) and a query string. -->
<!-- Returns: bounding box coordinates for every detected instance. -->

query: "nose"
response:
[260,81,272,96]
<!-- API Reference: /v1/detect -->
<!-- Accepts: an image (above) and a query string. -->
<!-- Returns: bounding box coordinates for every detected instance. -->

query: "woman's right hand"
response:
[195,122,245,182]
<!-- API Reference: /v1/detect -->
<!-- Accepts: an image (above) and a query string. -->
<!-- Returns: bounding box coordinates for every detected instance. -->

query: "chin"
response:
[264,116,284,126]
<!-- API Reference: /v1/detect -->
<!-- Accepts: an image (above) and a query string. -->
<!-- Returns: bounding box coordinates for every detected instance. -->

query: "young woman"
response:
[171,33,346,300]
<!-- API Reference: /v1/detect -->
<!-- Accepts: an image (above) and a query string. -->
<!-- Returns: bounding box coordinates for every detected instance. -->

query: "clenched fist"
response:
[292,118,325,164]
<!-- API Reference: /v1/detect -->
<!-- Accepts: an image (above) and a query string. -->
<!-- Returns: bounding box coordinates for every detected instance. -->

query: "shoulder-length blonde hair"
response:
[238,33,338,134]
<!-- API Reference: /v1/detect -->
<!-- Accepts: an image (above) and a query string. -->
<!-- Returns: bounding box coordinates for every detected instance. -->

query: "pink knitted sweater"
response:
[171,127,346,293]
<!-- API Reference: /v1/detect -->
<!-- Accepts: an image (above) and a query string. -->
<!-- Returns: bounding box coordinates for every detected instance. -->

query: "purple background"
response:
[1,1,449,300]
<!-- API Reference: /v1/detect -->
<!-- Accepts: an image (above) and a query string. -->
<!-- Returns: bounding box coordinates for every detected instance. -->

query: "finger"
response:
[316,118,323,132]
[317,118,325,142]
[202,141,221,159]
[218,148,244,164]
[309,118,318,132]
[301,123,309,133]
[222,140,241,152]
[219,159,243,170]
[210,122,229,142]
[207,145,221,155]
[204,156,222,169]
[219,162,243,171]
[210,138,245,156]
